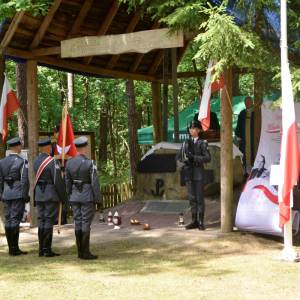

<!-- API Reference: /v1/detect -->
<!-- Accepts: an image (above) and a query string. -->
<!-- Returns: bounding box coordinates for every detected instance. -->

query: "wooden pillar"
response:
[151,82,162,145]
[162,49,169,141]
[172,48,179,143]
[26,60,39,228]
[220,66,233,233]
[0,56,6,232]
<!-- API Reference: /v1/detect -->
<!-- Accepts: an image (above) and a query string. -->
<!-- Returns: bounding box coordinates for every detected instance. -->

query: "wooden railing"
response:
[100,183,133,209]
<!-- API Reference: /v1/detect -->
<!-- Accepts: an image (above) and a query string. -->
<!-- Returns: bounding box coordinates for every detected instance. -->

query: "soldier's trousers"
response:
[71,202,95,232]
[36,201,59,228]
[3,199,25,227]
[186,180,205,214]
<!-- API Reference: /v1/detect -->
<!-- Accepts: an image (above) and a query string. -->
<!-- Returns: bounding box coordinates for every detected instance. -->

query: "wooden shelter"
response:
[0,0,234,232]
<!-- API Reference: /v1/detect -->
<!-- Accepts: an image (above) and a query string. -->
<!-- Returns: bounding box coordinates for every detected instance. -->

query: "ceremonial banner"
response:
[235,101,300,236]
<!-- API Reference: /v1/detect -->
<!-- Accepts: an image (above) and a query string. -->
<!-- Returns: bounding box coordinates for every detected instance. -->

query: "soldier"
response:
[51,125,60,157]
[175,120,211,230]
[34,137,67,257]
[0,137,30,256]
[65,136,101,260]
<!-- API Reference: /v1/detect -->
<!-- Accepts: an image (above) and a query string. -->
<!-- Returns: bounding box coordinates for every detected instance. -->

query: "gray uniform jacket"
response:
[0,154,30,201]
[175,138,211,181]
[65,154,101,204]
[33,153,67,203]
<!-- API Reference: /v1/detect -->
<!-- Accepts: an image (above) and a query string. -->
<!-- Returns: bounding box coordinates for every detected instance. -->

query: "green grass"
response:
[1,233,300,299]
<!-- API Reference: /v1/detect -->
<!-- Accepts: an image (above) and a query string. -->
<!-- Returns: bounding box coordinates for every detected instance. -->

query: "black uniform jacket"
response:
[33,153,67,203]
[0,154,30,201]
[65,154,101,204]
[175,138,211,181]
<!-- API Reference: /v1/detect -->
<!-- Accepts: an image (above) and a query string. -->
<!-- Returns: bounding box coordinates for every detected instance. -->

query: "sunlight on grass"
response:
[1,233,300,299]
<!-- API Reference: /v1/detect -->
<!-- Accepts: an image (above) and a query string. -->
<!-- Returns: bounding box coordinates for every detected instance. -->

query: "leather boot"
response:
[10,226,27,256]
[185,213,198,230]
[38,227,44,257]
[5,227,10,254]
[75,229,82,258]
[199,213,206,230]
[81,231,98,260]
[43,227,60,257]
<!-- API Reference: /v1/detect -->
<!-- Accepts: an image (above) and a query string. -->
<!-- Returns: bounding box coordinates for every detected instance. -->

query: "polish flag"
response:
[54,113,77,161]
[0,74,20,142]
[198,60,225,131]
[279,62,300,229]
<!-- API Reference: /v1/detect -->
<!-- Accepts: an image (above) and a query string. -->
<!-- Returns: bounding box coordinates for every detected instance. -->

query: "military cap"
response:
[73,136,88,148]
[37,137,52,147]
[7,137,21,147]
[190,120,202,129]
[53,125,60,132]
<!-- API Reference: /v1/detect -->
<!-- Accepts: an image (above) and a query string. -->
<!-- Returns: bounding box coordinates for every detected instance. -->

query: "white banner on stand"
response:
[235,101,300,236]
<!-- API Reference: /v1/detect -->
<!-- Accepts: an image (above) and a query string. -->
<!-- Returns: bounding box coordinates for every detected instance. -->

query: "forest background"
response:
[1,0,300,187]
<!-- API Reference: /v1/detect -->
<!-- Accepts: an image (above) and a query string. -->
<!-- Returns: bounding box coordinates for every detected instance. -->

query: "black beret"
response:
[53,125,60,132]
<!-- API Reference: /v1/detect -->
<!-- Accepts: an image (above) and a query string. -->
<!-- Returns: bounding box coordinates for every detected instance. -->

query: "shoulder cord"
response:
[76,160,86,180]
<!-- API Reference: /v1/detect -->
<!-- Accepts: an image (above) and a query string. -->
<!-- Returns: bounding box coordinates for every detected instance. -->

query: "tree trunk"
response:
[135,106,143,130]
[84,77,89,118]
[57,71,67,105]
[107,100,117,177]
[15,63,28,149]
[232,74,239,97]
[99,101,108,163]
[67,73,74,107]
[126,79,140,192]
[0,57,6,232]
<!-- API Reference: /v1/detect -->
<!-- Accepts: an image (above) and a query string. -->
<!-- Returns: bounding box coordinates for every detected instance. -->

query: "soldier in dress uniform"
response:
[34,137,67,257]
[65,136,101,260]
[0,137,30,256]
[51,125,60,157]
[175,120,211,230]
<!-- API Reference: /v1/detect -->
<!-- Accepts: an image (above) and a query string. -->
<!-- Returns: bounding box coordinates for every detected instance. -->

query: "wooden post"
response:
[151,82,162,145]
[162,49,169,141]
[125,183,128,199]
[220,66,233,233]
[172,48,179,143]
[0,56,6,232]
[113,184,117,206]
[27,60,39,228]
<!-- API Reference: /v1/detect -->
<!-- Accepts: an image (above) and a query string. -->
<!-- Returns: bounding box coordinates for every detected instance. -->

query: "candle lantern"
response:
[179,212,185,225]
[107,211,114,226]
[99,210,105,223]
[113,211,122,230]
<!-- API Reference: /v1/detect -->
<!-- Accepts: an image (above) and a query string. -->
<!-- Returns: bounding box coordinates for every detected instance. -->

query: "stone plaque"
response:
[61,28,184,58]
[138,154,177,173]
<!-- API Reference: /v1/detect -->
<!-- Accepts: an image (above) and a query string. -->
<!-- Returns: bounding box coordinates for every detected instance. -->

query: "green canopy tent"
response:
[138,94,279,145]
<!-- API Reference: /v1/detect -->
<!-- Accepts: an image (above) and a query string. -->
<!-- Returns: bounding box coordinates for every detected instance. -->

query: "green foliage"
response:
[0,0,53,20]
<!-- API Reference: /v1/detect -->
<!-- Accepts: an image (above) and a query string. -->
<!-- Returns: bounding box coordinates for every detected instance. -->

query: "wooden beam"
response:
[220,66,233,233]
[66,0,94,40]
[148,49,163,75]
[151,82,162,145]
[83,0,120,65]
[129,17,162,73]
[31,46,61,56]
[1,11,25,47]
[29,0,62,50]
[0,47,159,82]
[106,13,141,70]
[26,60,39,228]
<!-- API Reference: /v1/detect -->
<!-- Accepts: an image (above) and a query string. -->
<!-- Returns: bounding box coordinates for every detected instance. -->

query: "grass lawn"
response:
[0,232,300,300]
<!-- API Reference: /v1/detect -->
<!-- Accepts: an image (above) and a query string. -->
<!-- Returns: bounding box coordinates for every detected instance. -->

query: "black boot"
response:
[61,212,67,225]
[75,230,82,258]
[81,231,98,260]
[199,213,206,230]
[38,227,44,257]
[5,226,10,254]
[43,227,60,257]
[185,213,198,230]
[10,226,27,256]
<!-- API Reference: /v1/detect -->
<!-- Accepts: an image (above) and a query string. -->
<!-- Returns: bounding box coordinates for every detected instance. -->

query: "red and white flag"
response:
[54,112,77,161]
[0,74,20,142]
[198,60,225,131]
[279,62,300,229]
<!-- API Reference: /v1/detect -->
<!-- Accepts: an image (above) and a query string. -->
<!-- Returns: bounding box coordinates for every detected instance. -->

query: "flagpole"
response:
[58,100,68,234]
[224,86,236,122]
[278,0,299,261]
[18,107,28,126]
